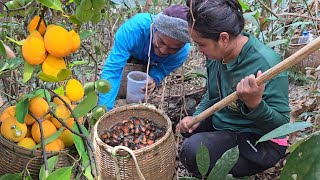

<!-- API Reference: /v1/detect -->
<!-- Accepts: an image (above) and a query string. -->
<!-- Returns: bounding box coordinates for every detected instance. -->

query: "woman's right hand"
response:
[176,116,200,134]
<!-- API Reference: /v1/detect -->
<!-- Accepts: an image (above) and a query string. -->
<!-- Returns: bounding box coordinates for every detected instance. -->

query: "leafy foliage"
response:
[180,145,239,179]
[280,134,320,180]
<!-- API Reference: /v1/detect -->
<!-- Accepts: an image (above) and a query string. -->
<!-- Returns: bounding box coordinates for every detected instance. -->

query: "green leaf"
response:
[32,128,64,149]
[57,69,71,81]
[266,39,288,48]
[7,57,23,69]
[312,90,320,96]
[124,0,136,9]
[33,89,51,102]
[0,173,22,180]
[72,123,90,164]
[238,0,250,11]
[39,156,59,180]
[6,36,24,46]
[80,30,96,40]
[84,166,94,180]
[69,60,88,68]
[243,11,260,27]
[25,175,33,180]
[299,112,316,118]
[179,178,199,180]
[73,91,98,118]
[38,0,62,11]
[0,41,6,56]
[256,122,313,144]
[0,61,10,73]
[46,166,73,180]
[207,146,239,180]
[54,86,65,96]
[253,11,260,20]
[16,97,29,124]
[68,14,82,25]
[38,72,59,82]
[288,137,309,153]
[280,134,320,180]
[23,61,34,83]
[196,144,210,177]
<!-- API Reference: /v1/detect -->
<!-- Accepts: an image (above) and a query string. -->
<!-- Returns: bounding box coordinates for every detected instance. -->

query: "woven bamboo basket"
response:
[118,63,146,98]
[0,134,74,179]
[93,104,176,180]
[284,37,320,72]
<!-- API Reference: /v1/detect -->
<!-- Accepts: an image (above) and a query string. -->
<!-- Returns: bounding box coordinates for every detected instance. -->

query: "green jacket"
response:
[194,33,290,135]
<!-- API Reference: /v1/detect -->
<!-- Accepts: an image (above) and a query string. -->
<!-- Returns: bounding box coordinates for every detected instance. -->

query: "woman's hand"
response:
[176,116,200,133]
[141,78,156,96]
[236,70,265,111]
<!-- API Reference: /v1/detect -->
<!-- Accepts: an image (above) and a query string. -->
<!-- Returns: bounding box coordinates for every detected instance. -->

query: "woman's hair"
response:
[186,0,245,41]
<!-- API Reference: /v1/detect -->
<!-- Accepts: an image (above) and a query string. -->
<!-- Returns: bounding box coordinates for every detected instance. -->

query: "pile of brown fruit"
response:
[100,117,165,150]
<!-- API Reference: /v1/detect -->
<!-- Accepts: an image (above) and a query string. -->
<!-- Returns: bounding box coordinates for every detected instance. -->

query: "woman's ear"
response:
[219,32,230,43]
[218,32,230,47]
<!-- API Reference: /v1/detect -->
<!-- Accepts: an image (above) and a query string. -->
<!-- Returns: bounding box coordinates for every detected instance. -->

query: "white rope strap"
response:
[111,146,146,180]
[144,22,154,104]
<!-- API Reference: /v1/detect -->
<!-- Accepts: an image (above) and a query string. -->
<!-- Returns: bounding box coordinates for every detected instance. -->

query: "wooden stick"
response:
[188,36,320,128]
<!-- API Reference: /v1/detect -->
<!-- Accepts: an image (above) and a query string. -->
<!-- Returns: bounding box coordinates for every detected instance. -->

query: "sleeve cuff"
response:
[240,100,268,120]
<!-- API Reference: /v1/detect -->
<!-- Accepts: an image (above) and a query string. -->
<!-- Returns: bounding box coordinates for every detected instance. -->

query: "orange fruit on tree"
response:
[44,25,73,58]
[59,129,74,147]
[31,119,57,143]
[1,116,27,142]
[22,31,47,65]
[51,105,71,129]
[28,15,46,35]
[52,95,71,106]
[24,113,36,125]
[42,54,66,77]
[65,117,83,129]
[0,106,16,122]
[28,97,49,119]
[65,79,84,102]
[17,137,36,150]
[42,138,65,152]
[69,30,81,53]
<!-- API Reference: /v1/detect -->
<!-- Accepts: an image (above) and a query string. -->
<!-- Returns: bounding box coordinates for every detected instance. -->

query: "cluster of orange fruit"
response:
[0,15,86,152]
[0,94,84,152]
[22,15,81,78]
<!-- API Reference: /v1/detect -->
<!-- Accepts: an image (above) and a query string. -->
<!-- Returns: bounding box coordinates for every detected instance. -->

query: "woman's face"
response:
[153,31,185,57]
[188,28,225,60]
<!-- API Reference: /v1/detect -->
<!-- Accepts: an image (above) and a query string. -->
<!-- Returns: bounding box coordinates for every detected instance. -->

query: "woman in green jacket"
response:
[177,0,290,177]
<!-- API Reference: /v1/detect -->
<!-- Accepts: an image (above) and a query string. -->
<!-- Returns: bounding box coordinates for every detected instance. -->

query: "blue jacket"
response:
[98,13,190,110]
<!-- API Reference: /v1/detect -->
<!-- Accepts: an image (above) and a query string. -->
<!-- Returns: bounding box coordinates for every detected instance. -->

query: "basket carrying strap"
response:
[111,146,146,180]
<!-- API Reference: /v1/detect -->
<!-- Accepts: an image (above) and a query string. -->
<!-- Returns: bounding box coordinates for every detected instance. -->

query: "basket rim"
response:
[93,104,172,156]
[0,134,69,156]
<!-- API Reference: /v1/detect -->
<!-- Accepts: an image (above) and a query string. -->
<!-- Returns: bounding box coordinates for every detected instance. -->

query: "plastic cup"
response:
[126,71,149,104]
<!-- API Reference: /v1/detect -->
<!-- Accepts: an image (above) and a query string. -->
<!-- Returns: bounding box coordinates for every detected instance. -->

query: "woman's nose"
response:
[159,46,168,55]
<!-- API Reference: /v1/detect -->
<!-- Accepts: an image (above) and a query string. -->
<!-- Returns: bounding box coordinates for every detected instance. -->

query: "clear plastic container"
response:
[298,31,314,44]
[126,71,149,104]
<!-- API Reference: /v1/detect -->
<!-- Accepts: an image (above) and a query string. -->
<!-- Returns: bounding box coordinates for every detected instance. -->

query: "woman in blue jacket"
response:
[99,5,191,110]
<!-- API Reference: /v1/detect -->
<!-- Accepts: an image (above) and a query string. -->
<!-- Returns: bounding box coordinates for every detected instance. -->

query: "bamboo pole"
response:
[188,36,320,128]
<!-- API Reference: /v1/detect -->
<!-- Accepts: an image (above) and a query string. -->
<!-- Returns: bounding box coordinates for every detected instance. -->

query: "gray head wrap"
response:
[154,12,190,43]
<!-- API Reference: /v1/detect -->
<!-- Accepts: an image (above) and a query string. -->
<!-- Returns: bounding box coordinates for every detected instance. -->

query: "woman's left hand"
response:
[236,70,265,111]
[141,78,156,96]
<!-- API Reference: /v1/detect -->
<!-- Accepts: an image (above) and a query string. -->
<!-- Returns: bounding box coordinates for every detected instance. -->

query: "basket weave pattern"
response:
[0,135,73,179]
[93,105,176,180]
